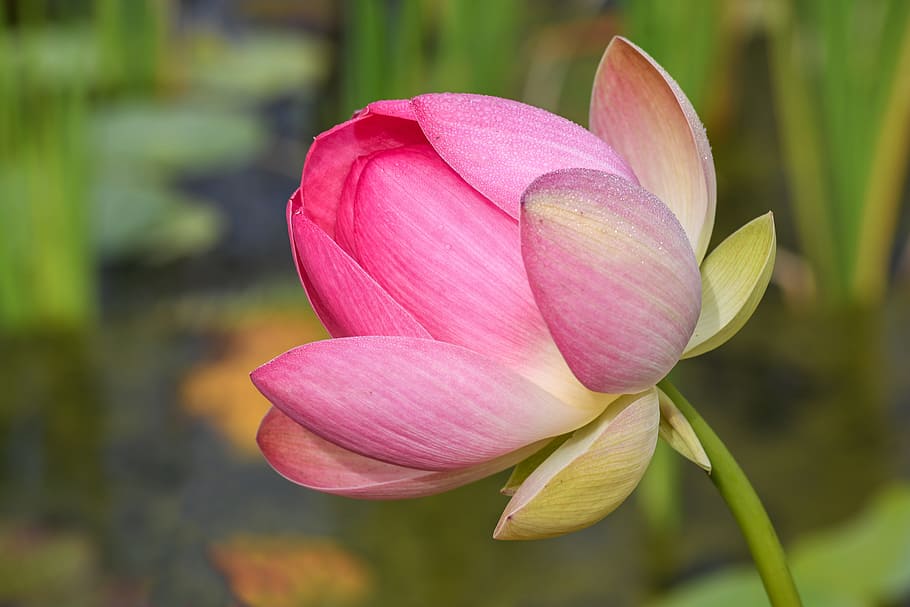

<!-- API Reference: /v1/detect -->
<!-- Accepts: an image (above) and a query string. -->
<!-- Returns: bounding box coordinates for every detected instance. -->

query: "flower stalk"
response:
[657,379,802,607]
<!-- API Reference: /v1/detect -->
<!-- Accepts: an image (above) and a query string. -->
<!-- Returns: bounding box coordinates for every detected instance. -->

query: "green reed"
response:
[768,0,910,305]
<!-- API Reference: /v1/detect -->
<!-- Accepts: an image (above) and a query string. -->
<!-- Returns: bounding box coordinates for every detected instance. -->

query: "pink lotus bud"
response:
[252,37,775,539]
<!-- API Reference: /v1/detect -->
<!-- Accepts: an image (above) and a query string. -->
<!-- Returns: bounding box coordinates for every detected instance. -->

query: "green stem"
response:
[657,379,802,606]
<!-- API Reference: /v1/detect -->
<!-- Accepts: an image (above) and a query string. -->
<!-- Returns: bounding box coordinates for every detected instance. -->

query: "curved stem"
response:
[657,379,803,606]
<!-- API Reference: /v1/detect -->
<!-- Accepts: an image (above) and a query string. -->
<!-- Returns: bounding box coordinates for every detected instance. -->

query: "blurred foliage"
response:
[0,523,101,607]
[338,0,523,117]
[767,0,910,306]
[0,1,326,332]
[189,33,328,102]
[653,483,910,607]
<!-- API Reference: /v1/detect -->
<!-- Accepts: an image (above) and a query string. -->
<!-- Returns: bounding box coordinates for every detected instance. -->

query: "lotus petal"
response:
[411,93,637,218]
[258,407,544,499]
[252,336,599,472]
[657,388,711,471]
[494,390,660,540]
[288,189,429,339]
[682,213,776,359]
[500,434,571,496]
[302,100,426,236]
[521,168,701,394]
[352,144,553,372]
[590,37,716,262]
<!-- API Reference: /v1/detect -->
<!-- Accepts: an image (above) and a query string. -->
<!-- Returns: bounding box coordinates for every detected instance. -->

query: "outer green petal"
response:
[657,388,711,472]
[682,213,776,359]
[493,390,659,541]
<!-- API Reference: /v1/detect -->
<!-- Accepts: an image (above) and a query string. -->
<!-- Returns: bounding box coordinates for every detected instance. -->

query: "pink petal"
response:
[590,37,716,262]
[332,154,369,257]
[302,100,426,237]
[250,336,599,471]
[410,93,637,218]
[520,169,702,394]
[356,99,414,120]
[288,189,429,339]
[258,407,545,499]
[351,144,551,371]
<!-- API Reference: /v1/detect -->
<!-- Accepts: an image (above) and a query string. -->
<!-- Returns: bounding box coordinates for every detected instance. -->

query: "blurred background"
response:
[1,0,909,605]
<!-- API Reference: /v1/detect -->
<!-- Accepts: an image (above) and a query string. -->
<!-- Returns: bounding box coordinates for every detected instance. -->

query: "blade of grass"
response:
[341,0,386,116]
[852,7,910,301]
[766,0,844,301]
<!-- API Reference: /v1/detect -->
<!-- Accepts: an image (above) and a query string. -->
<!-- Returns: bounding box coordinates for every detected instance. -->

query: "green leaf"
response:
[652,483,910,606]
[791,484,910,602]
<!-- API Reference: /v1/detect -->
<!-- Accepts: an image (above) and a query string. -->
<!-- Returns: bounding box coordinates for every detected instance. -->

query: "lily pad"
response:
[93,174,223,263]
[653,483,910,606]
[92,101,266,175]
[189,32,329,100]
[0,26,98,89]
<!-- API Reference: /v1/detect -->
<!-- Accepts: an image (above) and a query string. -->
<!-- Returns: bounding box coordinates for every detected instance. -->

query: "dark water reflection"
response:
[1,288,908,605]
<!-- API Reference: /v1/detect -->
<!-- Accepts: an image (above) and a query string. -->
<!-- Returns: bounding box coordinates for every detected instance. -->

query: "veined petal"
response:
[411,93,637,219]
[657,388,711,471]
[352,144,551,372]
[590,37,716,262]
[258,407,544,499]
[494,390,660,540]
[682,213,776,359]
[302,100,426,236]
[288,189,429,339]
[521,169,701,394]
[332,154,369,257]
[251,337,600,472]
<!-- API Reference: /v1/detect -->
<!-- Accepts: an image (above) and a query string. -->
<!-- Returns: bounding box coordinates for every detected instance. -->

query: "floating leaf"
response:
[92,174,223,262]
[190,33,329,100]
[92,102,266,175]
[210,535,372,607]
[653,483,910,606]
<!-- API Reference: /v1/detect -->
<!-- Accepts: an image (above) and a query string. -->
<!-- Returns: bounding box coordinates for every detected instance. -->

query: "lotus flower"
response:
[252,37,776,540]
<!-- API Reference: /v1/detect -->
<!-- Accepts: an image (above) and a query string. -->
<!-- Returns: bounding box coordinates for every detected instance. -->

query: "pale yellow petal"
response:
[683,213,776,359]
[493,390,659,540]
[657,387,711,472]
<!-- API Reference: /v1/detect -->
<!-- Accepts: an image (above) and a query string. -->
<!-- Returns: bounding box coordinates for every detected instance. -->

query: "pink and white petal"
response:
[258,407,546,500]
[288,190,429,339]
[521,169,701,394]
[410,93,637,219]
[352,144,551,371]
[590,37,716,262]
[494,389,660,540]
[251,336,600,472]
[302,100,426,236]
